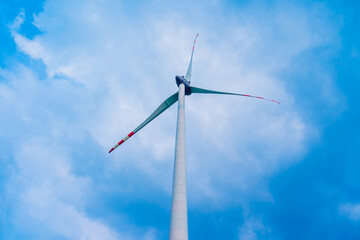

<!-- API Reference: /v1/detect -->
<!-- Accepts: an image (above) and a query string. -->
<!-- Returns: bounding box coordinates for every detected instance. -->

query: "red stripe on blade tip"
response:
[193,34,199,48]
[109,148,114,153]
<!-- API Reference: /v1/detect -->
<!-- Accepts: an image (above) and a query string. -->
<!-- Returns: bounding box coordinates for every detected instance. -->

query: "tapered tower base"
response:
[169,83,188,240]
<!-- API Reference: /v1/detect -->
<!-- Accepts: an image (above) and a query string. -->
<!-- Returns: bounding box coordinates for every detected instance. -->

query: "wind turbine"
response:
[109,34,279,240]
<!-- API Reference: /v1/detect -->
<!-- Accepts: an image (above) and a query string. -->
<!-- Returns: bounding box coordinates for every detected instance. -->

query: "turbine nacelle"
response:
[175,75,191,95]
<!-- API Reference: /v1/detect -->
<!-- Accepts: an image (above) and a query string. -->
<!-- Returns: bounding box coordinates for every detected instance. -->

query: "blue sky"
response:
[0,0,359,239]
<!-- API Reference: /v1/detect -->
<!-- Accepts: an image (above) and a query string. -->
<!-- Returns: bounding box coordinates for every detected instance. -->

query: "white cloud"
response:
[6,138,120,239]
[1,0,344,238]
[0,59,155,239]
[238,212,270,240]
[21,187,120,240]
[339,203,360,221]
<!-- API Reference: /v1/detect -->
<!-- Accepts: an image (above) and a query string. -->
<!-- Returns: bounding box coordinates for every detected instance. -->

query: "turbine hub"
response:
[175,75,191,95]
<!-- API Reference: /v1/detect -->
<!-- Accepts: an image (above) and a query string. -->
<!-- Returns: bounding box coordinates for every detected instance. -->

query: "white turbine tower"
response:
[109,35,279,240]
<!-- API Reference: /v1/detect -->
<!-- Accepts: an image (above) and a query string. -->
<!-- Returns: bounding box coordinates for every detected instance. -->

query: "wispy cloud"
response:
[339,203,360,221]
[238,212,269,240]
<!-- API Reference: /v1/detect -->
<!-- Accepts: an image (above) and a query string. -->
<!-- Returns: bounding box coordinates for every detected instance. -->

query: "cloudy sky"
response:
[0,0,359,239]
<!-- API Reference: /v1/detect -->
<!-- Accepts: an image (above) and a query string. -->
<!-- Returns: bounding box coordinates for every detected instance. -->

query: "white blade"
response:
[184,34,199,83]
[109,92,179,153]
[190,86,280,104]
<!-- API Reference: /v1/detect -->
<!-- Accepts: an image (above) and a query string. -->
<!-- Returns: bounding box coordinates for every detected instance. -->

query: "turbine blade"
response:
[190,86,280,104]
[109,92,179,153]
[185,34,199,83]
